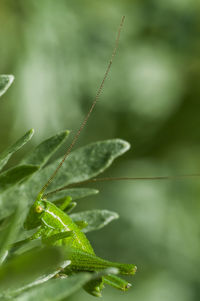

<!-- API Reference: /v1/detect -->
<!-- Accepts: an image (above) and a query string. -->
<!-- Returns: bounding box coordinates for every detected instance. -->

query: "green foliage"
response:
[0,138,129,221]
[22,130,69,167]
[0,165,39,194]
[13,273,93,301]
[0,129,34,171]
[1,3,200,301]
[13,269,118,301]
[0,75,14,98]
[0,247,68,292]
[0,205,22,264]
[0,82,130,300]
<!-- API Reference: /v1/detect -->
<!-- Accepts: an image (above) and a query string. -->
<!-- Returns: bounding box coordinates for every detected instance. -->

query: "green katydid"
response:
[12,16,137,297]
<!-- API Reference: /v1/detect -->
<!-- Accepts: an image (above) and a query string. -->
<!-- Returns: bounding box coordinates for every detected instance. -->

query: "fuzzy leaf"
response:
[0,165,39,194]
[8,260,71,298]
[70,210,119,233]
[48,188,99,202]
[22,130,70,167]
[0,247,67,292]
[0,129,34,171]
[13,273,92,301]
[40,139,130,192]
[0,75,14,98]
[12,268,118,301]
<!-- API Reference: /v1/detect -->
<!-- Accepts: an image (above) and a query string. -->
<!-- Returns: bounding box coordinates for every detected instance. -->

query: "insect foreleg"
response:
[42,230,74,245]
[10,226,45,250]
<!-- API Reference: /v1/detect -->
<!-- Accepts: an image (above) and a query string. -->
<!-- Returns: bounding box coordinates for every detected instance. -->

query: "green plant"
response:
[0,75,136,300]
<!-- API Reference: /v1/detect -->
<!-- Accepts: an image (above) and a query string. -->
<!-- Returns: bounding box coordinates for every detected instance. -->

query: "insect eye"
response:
[35,205,43,213]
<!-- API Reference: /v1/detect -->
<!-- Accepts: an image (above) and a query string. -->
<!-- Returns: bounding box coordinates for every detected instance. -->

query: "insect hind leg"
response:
[67,249,136,275]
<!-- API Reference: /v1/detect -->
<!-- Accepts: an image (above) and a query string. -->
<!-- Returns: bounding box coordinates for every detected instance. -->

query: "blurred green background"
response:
[1,0,200,300]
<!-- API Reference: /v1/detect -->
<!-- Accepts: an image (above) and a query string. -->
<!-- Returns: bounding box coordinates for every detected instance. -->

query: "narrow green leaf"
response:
[13,273,92,301]
[0,204,22,264]
[0,75,14,98]
[22,130,70,167]
[70,210,119,233]
[48,188,99,202]
[0,165,39,194]
[0,129,34,171]
[0,247,67,292]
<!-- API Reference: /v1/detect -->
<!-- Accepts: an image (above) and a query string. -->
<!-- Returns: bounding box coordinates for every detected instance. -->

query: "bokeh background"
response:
[1,1,200,300]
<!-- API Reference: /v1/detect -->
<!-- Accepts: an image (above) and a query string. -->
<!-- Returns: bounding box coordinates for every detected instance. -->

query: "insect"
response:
[12,16,138,297]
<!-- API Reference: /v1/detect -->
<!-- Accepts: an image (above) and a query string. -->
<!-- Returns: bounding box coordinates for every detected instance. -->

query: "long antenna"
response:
[44,173,200,197]
[39,16,125,195]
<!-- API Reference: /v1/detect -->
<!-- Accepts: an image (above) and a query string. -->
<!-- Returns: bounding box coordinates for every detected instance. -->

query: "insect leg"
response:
[10,227,45,250]
[42,230,74,245]
[63,202,77,213]
[83,274,131,296]
[11,237,32,249]
[66,249,136,275]
[53,196,77,213]
[103,274,131,291]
